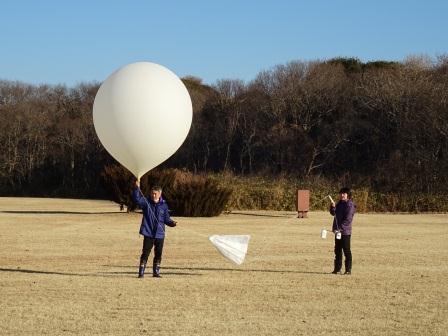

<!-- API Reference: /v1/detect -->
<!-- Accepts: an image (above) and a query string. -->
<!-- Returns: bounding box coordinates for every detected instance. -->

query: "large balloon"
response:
[93,62,192,178]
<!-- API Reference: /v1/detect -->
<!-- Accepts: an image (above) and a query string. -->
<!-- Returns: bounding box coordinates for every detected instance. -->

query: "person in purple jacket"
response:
[133,180,177,278]
[329,187,356,275]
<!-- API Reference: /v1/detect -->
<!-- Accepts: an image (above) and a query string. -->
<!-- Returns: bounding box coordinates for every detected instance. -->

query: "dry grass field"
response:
[0,197,447,335]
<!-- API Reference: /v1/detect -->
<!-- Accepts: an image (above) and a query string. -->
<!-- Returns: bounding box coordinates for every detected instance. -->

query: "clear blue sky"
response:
[1,0,447,87]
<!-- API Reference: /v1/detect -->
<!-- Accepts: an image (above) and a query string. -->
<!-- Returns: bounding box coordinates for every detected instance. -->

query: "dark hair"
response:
[339,187,352,199]
[151,185,162,192]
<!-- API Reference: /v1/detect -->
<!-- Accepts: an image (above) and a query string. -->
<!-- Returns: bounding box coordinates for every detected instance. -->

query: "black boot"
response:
[138,262,146,278]
[344,258,352,275]
[153,262,161,278]
[332,260,342,274]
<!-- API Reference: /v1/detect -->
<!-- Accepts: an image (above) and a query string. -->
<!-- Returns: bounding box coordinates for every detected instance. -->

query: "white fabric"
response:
[209,235,250,265]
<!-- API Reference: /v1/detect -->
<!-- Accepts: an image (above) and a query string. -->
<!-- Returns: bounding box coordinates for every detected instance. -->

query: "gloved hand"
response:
[167,221,177,227]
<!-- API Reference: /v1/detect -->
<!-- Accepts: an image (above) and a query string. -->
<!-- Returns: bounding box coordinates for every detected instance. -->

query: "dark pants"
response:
[140,236,164,266]
[334,235,352,272]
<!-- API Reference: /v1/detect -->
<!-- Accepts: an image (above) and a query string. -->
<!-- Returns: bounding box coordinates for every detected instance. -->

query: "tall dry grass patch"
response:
[101,167,447,214]
[211,173,448,213]
[101,166,232,216]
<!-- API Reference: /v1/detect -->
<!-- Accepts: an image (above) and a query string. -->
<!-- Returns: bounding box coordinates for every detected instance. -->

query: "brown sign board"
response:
[297,189,310,218]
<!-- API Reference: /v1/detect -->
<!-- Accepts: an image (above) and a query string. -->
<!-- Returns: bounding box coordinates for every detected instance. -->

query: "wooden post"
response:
[296,190,310,218]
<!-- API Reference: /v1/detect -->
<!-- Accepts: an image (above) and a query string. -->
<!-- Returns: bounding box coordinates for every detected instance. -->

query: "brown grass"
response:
[0,198,447,335]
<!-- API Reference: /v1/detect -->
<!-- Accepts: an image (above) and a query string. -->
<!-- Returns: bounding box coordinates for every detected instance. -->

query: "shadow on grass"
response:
[100,270,201,276]
[0,267,201,278]
[0,267,91,277]
[104,265,327,275]
[227,211,294,218]
[168,266,327,275]
[1,210,123,215]
[0,265,328,277]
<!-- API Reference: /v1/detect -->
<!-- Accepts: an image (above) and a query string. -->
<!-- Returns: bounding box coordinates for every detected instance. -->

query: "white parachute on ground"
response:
[209,235,250,265]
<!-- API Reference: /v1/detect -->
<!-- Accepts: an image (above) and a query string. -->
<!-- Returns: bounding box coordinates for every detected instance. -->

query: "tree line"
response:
[0,56,447,199]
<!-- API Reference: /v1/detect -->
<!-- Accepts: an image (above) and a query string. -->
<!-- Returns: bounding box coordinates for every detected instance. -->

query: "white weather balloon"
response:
[93,62,192,178]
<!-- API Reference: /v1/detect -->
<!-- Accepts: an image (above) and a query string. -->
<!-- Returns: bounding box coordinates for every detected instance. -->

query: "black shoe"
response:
[138,264,146,278]
[344,271,351,275]
[331,270,342,275]
[153,263,161,278]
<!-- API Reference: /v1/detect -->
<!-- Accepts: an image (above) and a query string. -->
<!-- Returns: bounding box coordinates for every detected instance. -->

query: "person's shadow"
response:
[103,265,328,276]
[0,267,90,277]
[0,266,328,278]
[0,267,200,277]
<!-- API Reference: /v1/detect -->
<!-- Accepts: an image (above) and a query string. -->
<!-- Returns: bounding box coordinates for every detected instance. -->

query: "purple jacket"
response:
[330,199,356,235]
[132,188,175,238]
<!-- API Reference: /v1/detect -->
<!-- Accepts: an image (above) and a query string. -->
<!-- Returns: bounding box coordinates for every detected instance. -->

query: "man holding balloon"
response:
[92,61,192,277]
[133,180,177,278]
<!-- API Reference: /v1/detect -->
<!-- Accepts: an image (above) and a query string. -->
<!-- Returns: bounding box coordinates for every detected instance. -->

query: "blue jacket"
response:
[330,199,356,235]
[132,188,175,238]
